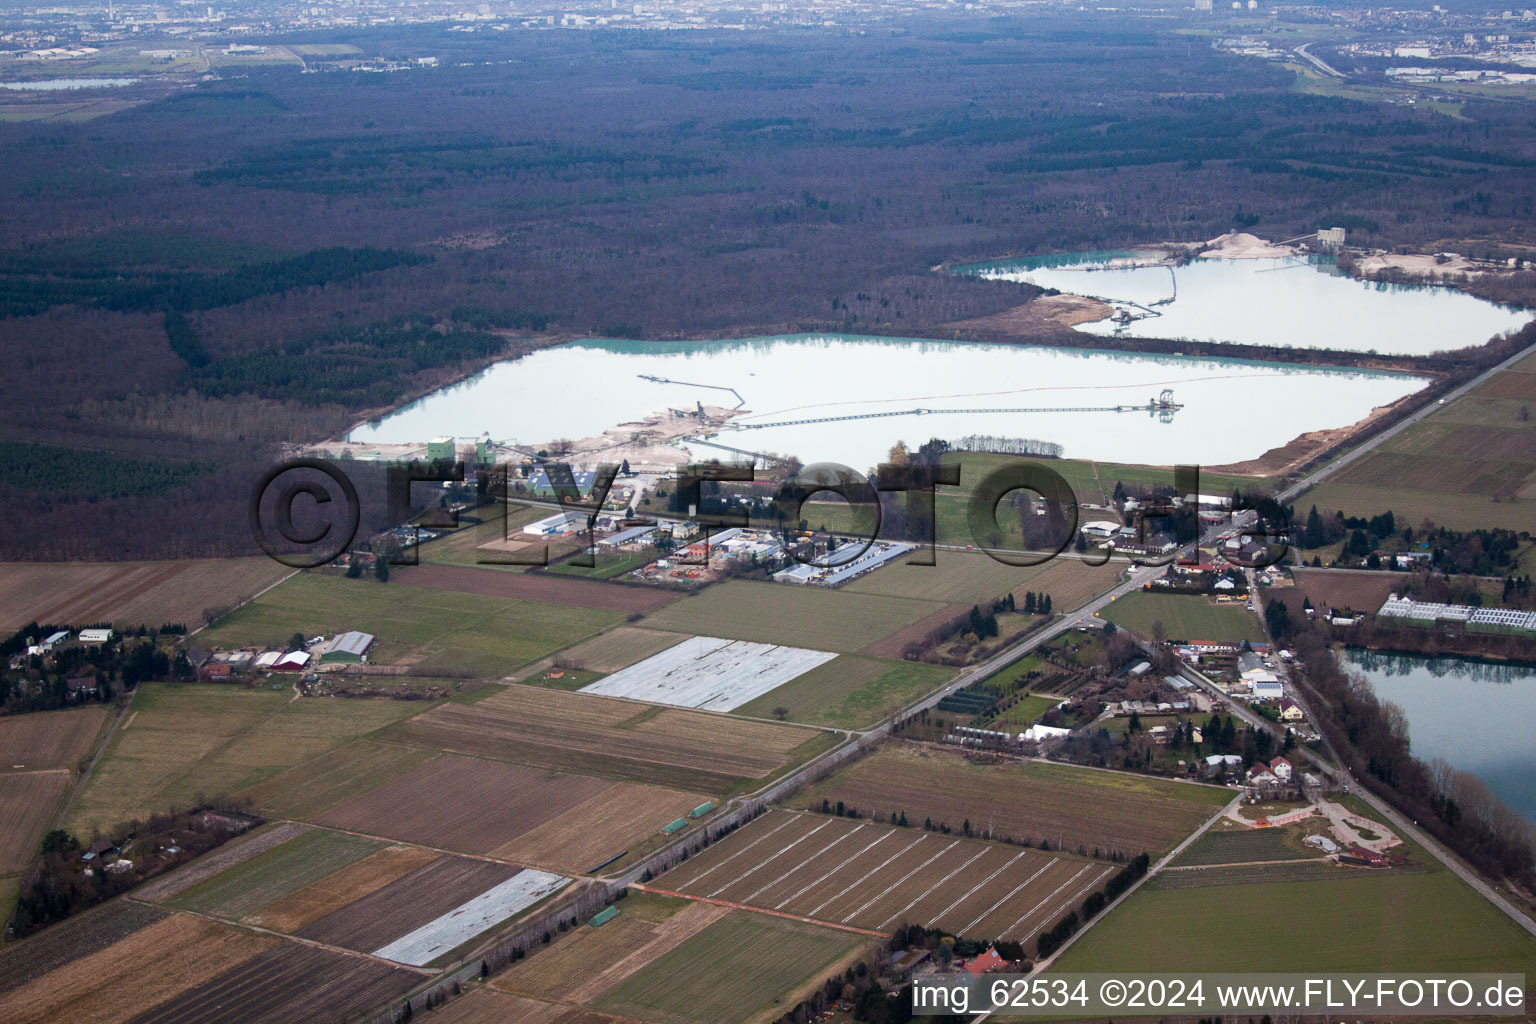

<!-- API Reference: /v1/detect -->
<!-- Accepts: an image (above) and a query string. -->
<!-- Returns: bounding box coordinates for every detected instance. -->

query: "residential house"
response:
[1277,698,1305,722]
[1246,762,1278,787]
[965,947,1010,976]
[1269,756,1294,782]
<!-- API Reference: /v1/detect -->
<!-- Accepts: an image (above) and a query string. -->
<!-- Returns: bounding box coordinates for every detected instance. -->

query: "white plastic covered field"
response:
[578,635,836,712]
[373,868,570,967]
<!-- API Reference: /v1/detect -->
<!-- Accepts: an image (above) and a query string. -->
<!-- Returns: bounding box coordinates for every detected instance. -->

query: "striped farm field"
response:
[492,783,714,875]
[390,684,834,795]
[234,740,435,821]
[248,844,441,933]
[0,900,167,997]
[0,558,290,634]
[317,754,611,855]
[167,829,381,920]
[656,810,1112,944]
[120,943,420,1024]
[803,743,1229,858]
[496,892,725,1005]
[593,910,866,1024]
[425,988,615,1024]
[0,912,278,1024]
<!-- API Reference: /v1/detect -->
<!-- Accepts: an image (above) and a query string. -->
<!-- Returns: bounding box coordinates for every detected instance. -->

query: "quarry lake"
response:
[1344,649,1536,825]
[962,251,1530,355]
[350,334,1425,469]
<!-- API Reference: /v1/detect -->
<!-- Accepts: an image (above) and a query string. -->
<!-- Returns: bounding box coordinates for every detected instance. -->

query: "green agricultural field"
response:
[982,693,1062,731]
[842,551,1054,604]
[197,571,624,674]
[1101,590,1264,643]
[170,828,380,919]
[732,656,953,730]
[1057,871,1536,974]
[639,579,943,654]
[67,684,419,835]
[593,911,865,1024]
[1172,825,1321,866]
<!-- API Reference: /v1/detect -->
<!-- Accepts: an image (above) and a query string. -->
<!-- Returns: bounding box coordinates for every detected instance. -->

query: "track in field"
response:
[660,810,1114,942]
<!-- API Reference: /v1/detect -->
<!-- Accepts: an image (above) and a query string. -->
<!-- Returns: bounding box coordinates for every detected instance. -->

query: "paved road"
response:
[1294,43,1346,80]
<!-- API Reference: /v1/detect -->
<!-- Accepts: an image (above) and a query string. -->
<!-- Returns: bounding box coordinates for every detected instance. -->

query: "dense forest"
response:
[5,15,1536,558]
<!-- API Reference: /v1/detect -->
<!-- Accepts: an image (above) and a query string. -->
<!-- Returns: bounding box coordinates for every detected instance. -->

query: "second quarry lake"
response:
[350,334,1426,469]
[963,252,1531,356]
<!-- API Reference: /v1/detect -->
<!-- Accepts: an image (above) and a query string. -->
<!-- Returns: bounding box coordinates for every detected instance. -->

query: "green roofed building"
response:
[689,801,715,819]
[318,631,373,664]
[660,818,688,835]
[589,906,620,928]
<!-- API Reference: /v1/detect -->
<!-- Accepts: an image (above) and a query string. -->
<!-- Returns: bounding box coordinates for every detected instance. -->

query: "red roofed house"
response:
[1269,756,1294,782]
[965,947,1009,976]
[1245,762,1277,786]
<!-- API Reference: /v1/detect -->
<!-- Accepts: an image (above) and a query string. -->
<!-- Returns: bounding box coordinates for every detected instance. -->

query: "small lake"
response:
[349,333,1425,469]
[1343,649,1536,825]
[960,251,1531,356]
[0,78,139,91]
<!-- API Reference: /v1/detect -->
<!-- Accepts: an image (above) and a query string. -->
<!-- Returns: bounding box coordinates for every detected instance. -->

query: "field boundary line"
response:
[55,693,137,830]
[628,883,890,938]
[184,567,300,641]
[1165,856,1329,871]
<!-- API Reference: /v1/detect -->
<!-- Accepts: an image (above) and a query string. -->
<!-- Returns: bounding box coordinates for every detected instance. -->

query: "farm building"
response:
[660,818,688,835]
[589,906,620,928]
[1080,521,1120,540]
[318,631,374,664]
[274,651,311,671]
[78,628,112,644]
[524,510,587,536]
[689,801,715,819]
[254,650,282,670]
